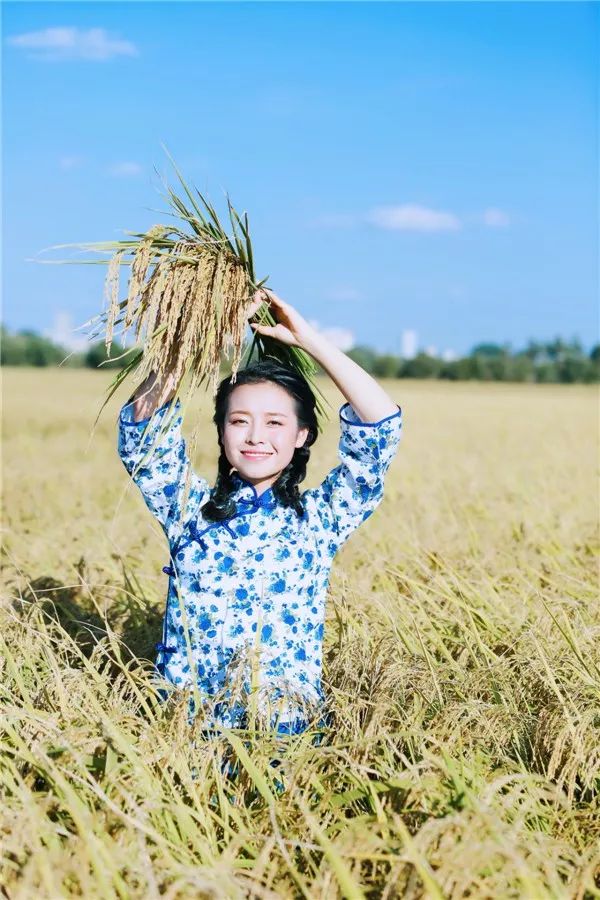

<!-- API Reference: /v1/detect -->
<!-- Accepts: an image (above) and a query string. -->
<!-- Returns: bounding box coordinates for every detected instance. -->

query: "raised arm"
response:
[120,295,264,538]
[250,289,402,555]
[302,331,399,423]
[129,361,178,422]
[249,288,400,420]
[118,343,210,544]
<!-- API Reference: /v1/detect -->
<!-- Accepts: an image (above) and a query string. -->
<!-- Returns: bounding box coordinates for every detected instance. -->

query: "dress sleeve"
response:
[117,397,210,545]
[308,401,402,557]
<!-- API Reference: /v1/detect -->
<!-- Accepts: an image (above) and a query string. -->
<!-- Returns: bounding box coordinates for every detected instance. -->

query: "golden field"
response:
[1,367,599,899]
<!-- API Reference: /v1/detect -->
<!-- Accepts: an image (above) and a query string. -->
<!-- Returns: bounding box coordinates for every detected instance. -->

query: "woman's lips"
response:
[241,451,272,459]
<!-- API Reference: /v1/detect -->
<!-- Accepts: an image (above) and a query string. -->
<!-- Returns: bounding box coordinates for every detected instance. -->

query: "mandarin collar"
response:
[231,472,278,510]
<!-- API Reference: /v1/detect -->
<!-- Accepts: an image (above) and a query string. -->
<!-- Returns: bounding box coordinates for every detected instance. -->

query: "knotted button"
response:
[238,496,260,512]
[189,521,209,551]
[155,642,177,654]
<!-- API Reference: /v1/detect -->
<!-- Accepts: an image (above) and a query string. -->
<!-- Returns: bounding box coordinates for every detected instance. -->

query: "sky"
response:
[2,1,598,358]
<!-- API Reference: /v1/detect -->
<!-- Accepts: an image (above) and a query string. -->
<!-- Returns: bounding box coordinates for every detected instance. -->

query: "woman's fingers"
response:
[250,322,276,338]
[254,287,287,308]
[246,297,263,319]
[250,321,296,344]
[264,290,287,307]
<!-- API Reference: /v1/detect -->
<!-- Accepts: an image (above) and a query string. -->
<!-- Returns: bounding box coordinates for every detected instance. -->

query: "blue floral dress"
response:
[118,397,402,734]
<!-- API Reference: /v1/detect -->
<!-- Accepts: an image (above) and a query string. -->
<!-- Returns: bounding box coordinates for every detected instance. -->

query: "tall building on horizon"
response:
[400,329,418,360]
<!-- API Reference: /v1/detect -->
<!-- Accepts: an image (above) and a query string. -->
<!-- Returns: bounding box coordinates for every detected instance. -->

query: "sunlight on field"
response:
[2,368,599,898]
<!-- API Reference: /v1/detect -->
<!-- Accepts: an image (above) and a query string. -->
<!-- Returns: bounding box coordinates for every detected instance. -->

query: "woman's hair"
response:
[201,358,319,522]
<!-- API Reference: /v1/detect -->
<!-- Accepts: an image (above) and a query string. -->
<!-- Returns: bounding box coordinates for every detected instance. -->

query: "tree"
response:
[522,340,545,363]
[347,345,378,374]
[557,356,592,384]
[400,353,443,379]
[372,354,401,378]
[546,337,568,362]
[0,328,68,366]
[470,342,505,358]
[84,340,132,369]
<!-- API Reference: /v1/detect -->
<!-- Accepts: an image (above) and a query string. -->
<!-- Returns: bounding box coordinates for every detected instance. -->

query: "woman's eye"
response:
[230,418,282,425]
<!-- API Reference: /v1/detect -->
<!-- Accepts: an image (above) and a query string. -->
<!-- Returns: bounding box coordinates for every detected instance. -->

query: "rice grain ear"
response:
[48,151,333,435]
[104,250,124,355]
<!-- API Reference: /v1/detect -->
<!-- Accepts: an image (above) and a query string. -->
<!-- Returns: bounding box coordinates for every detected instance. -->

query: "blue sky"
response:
[3,1,598,358]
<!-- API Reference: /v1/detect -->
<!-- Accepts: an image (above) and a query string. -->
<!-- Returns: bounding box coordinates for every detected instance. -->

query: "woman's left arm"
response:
[250,289,399,422]
[302,331,399,422]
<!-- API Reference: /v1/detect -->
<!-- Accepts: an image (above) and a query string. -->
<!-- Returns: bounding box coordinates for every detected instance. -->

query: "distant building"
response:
[307,319,355,352]
[44,311,88,352]
[400,329,417,359]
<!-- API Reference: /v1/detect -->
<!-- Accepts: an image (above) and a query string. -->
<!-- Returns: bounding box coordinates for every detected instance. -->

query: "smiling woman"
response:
[197,359,318,522]
[119,289,402,739]
[222,380,311,497]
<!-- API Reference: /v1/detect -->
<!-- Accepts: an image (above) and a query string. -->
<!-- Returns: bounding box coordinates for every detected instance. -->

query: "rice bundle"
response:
[101,231,254,398]
[43,148,330,432]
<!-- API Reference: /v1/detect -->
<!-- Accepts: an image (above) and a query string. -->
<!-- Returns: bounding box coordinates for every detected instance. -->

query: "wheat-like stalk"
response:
[38,146,331,433]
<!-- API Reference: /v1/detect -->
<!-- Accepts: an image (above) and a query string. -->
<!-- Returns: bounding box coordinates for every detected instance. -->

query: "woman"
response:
[118,289,403,739]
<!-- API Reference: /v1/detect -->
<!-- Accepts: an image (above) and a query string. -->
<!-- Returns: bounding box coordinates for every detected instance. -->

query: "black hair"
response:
[200,358,319,522]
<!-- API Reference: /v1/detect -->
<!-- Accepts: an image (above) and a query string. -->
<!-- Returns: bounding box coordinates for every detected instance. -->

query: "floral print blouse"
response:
[118,396,402,734]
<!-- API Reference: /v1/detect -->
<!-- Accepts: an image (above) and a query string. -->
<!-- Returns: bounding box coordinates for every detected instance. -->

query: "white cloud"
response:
[366,204,461,232]
[442,349,457,362]
[7,27,138,62]
[400,329,418,359]
[59,155,84,171]
[483,207,511,227]
[307,319,355,351]
[44,311,88,352]
[425,345,438,358]
[314,203,511,234]
[107,161,143,177]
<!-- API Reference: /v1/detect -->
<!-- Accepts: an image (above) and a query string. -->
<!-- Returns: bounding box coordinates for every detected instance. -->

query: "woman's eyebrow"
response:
[229,410,288,417]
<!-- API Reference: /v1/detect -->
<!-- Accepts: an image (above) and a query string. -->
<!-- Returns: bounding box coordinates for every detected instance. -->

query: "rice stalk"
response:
[36,148,332,442]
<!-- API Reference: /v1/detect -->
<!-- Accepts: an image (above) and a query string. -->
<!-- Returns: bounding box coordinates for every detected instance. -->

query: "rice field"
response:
[1,367,599,899]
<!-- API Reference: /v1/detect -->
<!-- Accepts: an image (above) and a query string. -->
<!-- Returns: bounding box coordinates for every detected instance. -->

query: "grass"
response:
[1,368,599,898]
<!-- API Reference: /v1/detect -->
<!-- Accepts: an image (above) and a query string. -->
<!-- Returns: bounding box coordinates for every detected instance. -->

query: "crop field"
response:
[1,367,599,899]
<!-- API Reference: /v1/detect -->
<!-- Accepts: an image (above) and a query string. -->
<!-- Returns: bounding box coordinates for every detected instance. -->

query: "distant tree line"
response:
[346,339,600,384]
[1,325,598,383]
[0,326,132,370]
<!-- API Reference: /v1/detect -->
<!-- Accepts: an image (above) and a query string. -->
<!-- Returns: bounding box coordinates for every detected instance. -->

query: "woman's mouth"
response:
[241,451,273,459]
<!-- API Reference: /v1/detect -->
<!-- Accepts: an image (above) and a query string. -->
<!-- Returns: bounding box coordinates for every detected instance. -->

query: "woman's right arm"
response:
[129,366,177,422]
[118,370,211,543]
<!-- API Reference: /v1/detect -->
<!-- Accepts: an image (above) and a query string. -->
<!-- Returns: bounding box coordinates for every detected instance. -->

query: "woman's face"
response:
[221,381,309,495]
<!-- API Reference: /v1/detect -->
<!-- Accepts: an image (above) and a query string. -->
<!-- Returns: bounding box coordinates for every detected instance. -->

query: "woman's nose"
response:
[248,422,266,443]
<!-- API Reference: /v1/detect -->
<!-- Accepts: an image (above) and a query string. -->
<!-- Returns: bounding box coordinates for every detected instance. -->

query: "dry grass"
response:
[1,369,599,899]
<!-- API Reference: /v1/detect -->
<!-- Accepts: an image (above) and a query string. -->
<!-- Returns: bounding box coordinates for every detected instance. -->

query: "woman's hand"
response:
[246,288,318,350]
[246,289,400,425]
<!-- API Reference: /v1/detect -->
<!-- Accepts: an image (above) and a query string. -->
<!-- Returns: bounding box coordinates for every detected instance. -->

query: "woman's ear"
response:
[295,426,310,449]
